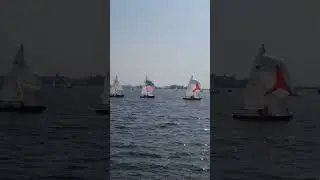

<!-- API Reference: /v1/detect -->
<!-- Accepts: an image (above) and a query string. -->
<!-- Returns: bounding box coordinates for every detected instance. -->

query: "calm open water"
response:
[0,86,108,180]
[212,88,320,180]
[111,88,210,179]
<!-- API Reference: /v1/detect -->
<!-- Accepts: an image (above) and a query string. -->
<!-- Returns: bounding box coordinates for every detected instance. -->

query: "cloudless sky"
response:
[110,0,210,88]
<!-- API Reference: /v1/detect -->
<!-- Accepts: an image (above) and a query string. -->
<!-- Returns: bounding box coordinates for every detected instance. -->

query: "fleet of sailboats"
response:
[0,44,300,122]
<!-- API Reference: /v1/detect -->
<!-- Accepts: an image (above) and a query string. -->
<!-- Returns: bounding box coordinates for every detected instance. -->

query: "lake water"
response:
[110,88,210,179]
[0,86,108,180]
[212,88,320,179]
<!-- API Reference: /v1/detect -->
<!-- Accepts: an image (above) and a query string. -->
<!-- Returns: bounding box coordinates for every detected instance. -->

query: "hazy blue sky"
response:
[110,0,210,88]
[212,0,320,86]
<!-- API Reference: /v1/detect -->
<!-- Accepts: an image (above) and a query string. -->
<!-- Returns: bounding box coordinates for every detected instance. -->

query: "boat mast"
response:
[145,75,149,95]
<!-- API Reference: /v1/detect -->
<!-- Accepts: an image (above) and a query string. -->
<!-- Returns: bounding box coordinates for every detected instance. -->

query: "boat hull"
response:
[95,109,110,114]
[183,97,201,100]
[93,104,110,115]
[140,95,155,98]
[0,105,46,114]
[233,110,293,121]
[110,94,124,98]
[233,114,293,121]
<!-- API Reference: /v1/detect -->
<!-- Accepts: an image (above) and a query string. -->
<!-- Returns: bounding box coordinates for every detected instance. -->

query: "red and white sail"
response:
[243,44,293,114]
[141,76,155,96]
[185,76,201,98]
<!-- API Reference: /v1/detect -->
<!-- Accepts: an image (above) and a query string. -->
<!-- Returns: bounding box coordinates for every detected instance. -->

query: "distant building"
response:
[211,73,247,88]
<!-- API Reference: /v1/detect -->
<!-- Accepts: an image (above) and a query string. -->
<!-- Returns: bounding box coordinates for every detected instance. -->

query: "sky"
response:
[0,0,109,78]
[211,0,320,86]
[110,0,210,88]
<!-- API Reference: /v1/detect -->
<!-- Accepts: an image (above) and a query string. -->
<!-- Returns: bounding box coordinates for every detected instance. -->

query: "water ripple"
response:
[111,89,210,179]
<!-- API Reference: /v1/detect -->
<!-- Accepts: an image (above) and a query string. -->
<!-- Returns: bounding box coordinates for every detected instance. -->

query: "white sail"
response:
[243,70,266,109]
[0,70,22,102]
[243,45,292,114]
[12,45,41,91]
[141,85,148,96]
[110,76,123,95]
[0,44,41,105]
[185,76,201,98]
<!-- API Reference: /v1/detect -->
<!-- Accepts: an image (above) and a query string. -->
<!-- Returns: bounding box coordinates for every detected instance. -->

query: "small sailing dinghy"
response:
[233,44,294,121]
[183,76,201,100]
[66,80,72,88]
[140,76,155,98]
[94,73,110,114]
[110,76,124,97]
[0,44,46,114]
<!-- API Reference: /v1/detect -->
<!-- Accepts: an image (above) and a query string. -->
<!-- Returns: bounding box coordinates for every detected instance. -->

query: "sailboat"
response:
[233,44,294,121]
[110,76,124,97]
[94,72,110,114]
[183,76,202,100]
[140,76,155,98]
[66,80,72,88]
[0,44,46,113]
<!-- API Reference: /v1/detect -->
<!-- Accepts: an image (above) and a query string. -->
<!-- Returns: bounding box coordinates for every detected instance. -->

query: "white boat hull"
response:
[233,108,293,121]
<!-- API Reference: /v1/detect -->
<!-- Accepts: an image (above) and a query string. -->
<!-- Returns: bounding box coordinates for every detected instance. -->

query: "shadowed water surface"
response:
[111,88,210,179]
[212,88,320,180]
[0,86,108,180]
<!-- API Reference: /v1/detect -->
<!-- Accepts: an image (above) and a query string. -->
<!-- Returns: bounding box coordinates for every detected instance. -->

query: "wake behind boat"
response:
[110,75,124,97]
[140,76,155,98]
[183,76,201,100]
[233,44,294,121]
[0,44,46,114]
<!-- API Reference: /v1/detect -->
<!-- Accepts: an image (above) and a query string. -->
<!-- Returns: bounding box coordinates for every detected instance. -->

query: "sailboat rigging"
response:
[110,75,124,97]
[0,44,46,113]
[233,44,294,121]
[183,76,202,100]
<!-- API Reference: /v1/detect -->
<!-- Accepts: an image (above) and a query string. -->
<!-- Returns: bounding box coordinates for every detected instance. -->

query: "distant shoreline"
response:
[0,74,319,90]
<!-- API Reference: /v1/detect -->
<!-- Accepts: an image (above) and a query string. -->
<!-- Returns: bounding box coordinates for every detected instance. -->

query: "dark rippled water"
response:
[212,88,320,180]
[111,88,210,179]
[0,86,108,180]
